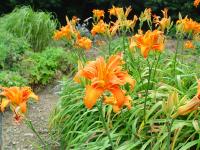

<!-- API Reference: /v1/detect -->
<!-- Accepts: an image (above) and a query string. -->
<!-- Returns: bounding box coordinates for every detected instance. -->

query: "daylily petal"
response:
[197,80,200,98]
[19,102,27,113]
[82,61,98,79]
[113,105,121,113]
[107,53,123,72]
[29,92,39,101]
[1,98,10,112]
[104,96,117,105]
[0,87,19,103]
[110,86,126,107]
[84,85,104,109]
[125,75,136,89]
[124,95,132,110]
[141,46,149,58]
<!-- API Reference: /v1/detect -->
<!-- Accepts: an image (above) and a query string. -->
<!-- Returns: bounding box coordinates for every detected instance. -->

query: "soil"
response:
[2,83,60,150]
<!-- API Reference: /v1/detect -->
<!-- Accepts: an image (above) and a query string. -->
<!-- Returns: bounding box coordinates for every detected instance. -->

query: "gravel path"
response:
[2,83,59,150]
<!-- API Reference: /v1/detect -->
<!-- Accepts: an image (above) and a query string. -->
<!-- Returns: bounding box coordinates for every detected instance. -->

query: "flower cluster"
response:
[54,16,92,50]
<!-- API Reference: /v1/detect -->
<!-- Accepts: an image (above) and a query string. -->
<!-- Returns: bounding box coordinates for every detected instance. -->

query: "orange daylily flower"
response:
[108,6,124,17]
[177,17,200,35]
[109,6,137,31]
[117,15,138,30]
[153,8,172,32]
[92,9,105,20]
[54,25,72,40]
[91,20,119,37]
[76,36,92,50]
[0,86,39,121]
[130,30,165,58]
[172,80,200,118]
[139,8,152,22]
[91,20,107,36]
[104,91,132,113]
[53,16,79,40]
[108,6,132,19]
[194,0,200,7]
[74,54,136,111]
[184,41,195,49]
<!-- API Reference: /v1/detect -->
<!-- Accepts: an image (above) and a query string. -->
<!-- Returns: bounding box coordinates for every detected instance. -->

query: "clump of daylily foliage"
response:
[1,0,200,149]
[49,1,200,149]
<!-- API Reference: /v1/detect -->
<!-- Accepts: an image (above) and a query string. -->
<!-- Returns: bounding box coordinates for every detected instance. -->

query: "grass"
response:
[0,6,57,51]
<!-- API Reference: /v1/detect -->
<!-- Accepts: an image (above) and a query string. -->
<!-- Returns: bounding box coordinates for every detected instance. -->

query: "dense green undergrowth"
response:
[0,7,69,87]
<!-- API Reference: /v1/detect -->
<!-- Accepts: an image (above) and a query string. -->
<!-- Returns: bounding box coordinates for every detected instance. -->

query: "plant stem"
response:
[152,53,161,88]
[97,100,115,150]
[122,31,126,55]
[143,58,153,125]
[25,119,47,148]
[0,112,2,150]
[173,38,180,82]
[167,118,174,150]
[108,37,111,56]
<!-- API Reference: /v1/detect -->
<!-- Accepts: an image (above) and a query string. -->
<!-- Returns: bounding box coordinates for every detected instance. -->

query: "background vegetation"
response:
[0,7,68,87]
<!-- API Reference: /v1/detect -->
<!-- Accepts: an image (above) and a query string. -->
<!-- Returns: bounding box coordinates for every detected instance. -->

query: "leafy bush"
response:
[0,6,57,51]
[18,47,68,85]
[0,30,30,69]
[0,71,28,87]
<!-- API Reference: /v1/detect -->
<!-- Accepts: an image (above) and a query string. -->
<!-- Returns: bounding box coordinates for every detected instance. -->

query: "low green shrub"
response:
[18,47,68,85]
[0,30,30,70]
[0,70,28,87]
[0,6,57,51]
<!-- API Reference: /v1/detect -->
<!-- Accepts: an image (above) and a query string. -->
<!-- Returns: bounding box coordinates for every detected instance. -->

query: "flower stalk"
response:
[97,99,115,150]
[108,37,112,55]
[25,119,47,148]
[167,118,174,150]
[152,53,161,87]
[0,112,2,150]
[173,39,179,83]
[143,58,153,124]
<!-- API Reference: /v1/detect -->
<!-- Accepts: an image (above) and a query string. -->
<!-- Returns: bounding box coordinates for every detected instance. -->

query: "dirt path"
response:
[2,83,59,150]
